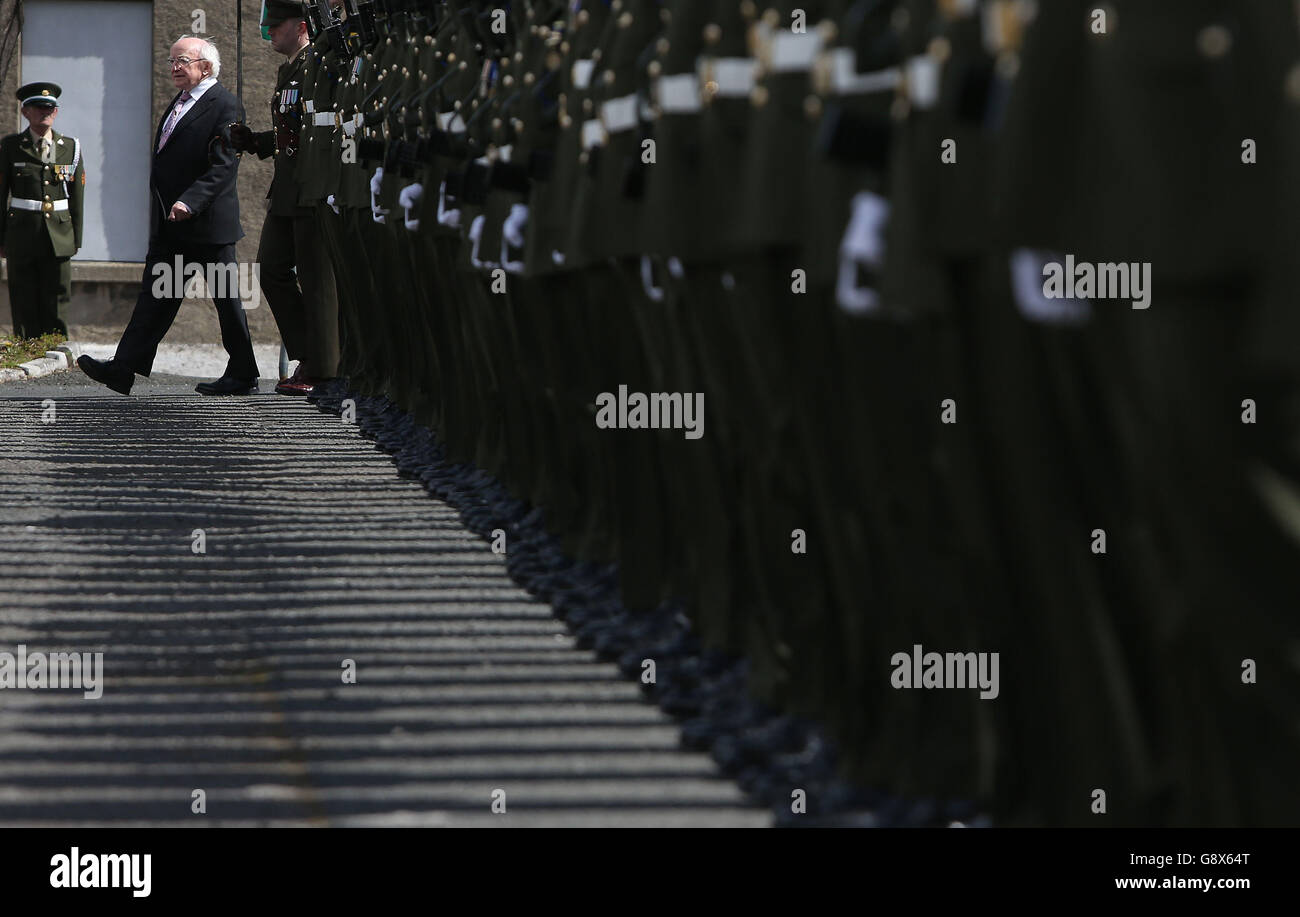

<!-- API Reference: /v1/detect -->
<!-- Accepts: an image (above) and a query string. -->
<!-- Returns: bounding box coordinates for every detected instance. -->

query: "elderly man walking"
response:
[79,35,259,396]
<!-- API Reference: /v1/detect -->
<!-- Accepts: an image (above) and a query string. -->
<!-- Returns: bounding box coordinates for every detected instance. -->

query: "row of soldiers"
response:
[269,0,1300,826]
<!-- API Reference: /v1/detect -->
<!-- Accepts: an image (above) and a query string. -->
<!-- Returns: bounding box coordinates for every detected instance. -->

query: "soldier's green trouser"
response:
[7,234,69,338]
[257,210,340,378]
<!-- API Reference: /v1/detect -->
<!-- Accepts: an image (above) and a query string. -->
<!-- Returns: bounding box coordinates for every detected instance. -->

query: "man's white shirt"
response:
[170,75,218,123]
[27,128,55,162]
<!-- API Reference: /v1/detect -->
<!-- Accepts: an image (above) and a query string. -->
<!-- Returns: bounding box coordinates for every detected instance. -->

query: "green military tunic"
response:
[0,127,84,337]
[248,46,312,217]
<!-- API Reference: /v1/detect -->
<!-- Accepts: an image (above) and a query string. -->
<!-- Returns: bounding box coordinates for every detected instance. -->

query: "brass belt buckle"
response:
[41,200,53,214]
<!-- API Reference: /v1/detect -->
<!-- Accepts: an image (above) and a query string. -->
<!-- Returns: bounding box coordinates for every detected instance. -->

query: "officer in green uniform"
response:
[0,82,85,339]
[231,0,340,395]
[298,1,369,385]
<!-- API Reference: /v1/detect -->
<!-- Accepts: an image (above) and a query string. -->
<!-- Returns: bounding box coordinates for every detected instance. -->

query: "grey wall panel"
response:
[23,0,152,262]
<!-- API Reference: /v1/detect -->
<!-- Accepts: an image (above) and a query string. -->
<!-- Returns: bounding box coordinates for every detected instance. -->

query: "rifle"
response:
[346,0,379,47]
[305,0,323,39]
[313,0,350,58]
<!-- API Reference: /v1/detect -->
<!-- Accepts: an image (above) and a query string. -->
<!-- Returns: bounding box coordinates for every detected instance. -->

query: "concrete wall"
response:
[1,0,286,345]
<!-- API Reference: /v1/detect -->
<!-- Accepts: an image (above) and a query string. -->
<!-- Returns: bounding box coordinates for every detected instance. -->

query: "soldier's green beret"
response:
[17,82,61,109]
[261,0,307,27]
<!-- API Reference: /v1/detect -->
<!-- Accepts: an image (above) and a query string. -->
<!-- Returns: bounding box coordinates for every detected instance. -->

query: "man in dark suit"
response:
[79,35,259,396]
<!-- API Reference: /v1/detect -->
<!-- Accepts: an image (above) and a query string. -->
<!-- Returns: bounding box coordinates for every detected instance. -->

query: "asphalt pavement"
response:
[0,372,769,826]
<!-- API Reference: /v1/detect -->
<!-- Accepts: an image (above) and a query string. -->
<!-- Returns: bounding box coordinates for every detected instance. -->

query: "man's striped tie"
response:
[157,91,192,151]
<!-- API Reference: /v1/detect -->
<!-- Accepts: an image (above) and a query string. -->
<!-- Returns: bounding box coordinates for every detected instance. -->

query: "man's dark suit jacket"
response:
[113,78,257,381]
[150,81,245,246]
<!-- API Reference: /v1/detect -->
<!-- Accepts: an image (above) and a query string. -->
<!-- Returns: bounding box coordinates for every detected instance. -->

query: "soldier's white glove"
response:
[1010,249,1091,325]
[326,193,340,215]
[836,191,889,314]
[468,214,498,270]
[369,167,389,223]
[501,203,528,274]
[640,255,665,302]
[437,179,461,228]
[399,182,423,231]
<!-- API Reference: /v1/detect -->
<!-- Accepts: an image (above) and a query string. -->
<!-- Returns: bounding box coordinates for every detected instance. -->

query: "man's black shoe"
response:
[76,355,133,395]
[195,376,258,396]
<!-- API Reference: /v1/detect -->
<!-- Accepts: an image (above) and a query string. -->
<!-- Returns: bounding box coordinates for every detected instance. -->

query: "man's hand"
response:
[168,201,192,222]
[227,123,254,154]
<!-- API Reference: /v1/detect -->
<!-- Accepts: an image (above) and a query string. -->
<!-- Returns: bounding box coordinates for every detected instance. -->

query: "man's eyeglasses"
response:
[166,57,200,68]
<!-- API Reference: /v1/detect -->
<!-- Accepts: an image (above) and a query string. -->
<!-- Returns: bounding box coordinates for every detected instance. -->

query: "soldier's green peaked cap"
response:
[17,82,61,109]
[262,0,307,27]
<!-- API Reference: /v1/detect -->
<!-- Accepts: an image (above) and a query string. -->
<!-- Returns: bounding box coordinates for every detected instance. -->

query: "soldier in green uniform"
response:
[231,0,340,395]
[0,82,85,339]
[298,0,369,386]
[1008,0,1300,828]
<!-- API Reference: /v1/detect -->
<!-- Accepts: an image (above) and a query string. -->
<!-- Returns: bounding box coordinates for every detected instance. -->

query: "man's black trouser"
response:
[115,236,259,380]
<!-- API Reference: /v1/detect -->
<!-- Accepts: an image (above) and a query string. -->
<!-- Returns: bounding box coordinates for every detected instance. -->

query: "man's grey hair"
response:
[176,35,220,79]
